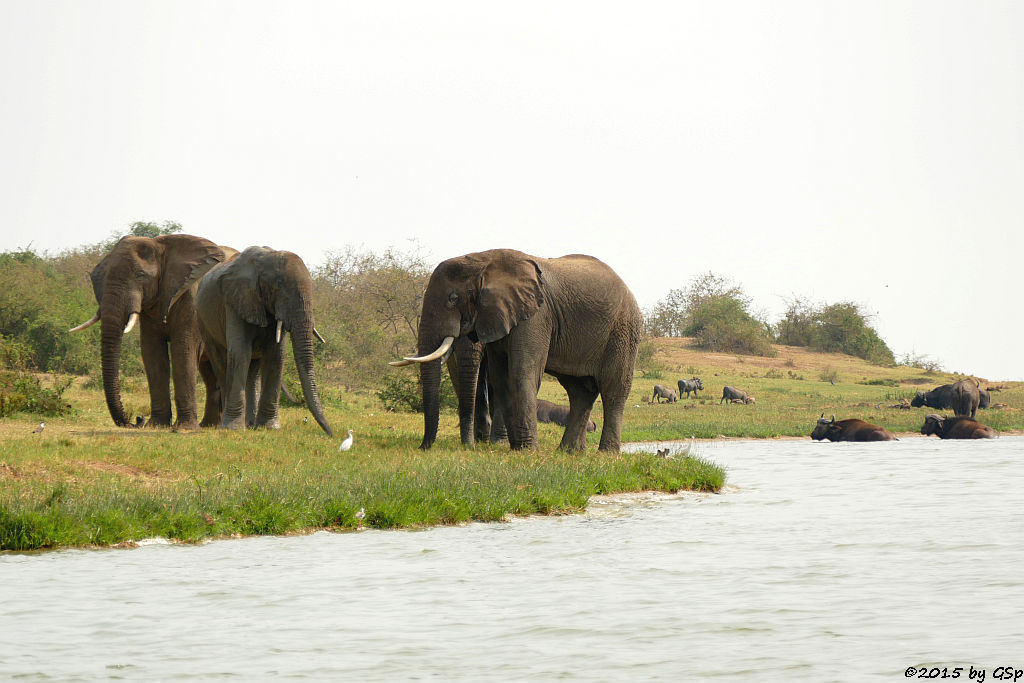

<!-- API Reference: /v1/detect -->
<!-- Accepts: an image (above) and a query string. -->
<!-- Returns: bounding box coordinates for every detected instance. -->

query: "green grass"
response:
[0,386,723,551]
[4,337,1022,552]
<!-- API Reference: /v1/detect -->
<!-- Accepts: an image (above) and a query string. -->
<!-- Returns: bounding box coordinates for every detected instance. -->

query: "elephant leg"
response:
[595,328,638,453]
[245,360,260,427]
[198,355,222,427]
[254,342,284,429]
[555,374,599,453]
[168,334,200,430]
[474,354,492,444]
[221,318,253,431]
[500,346,544,450]
[140,328,172,427]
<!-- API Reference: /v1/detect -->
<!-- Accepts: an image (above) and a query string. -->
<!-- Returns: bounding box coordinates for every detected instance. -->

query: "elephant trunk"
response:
[100,309,132,427]
[419,358,442,450]
[291,319,333,437]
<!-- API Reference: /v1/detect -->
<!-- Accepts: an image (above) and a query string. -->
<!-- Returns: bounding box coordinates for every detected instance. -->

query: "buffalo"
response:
[721,386,754,404]
[979,388,991,410]
[677,377,704,399]
[910,384,954,410]
[921,414,997,439]
[536,399,597,432]
[950,378,981,418]
[652,384,678,403]
[811,414,897,442]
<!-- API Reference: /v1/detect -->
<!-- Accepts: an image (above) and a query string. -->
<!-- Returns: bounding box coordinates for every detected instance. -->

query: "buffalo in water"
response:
[652,384,678,403]
[721,386,755,404]
[921,414,997,439]
[677,377,704,399]
[950,378,981,418]
[811,415,897,442]
[537,399,596,432]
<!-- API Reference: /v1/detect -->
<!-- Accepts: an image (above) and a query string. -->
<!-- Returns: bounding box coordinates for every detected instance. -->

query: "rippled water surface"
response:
[3,437,1023,680]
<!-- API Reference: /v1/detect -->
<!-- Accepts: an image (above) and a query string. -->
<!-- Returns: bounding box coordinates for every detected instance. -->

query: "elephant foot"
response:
[254,420,281,430]
[174,420,200,432]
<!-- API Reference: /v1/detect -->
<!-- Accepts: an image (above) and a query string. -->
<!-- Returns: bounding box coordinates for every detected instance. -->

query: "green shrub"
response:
[0,371,75,418]
[859,378,898,387]
[377,371,457,413]
[818,367,839,383]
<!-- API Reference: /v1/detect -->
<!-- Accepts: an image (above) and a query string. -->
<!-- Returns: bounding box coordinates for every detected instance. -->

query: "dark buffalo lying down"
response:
[921,414,997,439]
[811,415,897,442]
[536,399,596,432]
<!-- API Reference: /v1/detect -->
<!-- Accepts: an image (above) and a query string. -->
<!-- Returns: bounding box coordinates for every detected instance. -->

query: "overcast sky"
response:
[2,2,1021,379]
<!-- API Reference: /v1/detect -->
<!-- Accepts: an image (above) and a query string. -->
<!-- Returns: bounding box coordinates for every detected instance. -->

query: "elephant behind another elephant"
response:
[537,398,596,432]
[195,246,333,436]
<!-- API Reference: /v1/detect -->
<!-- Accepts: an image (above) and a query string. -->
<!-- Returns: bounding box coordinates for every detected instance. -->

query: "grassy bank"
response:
[0,380,723,551]
[615,338,1024,440]
[4,337,1021,551]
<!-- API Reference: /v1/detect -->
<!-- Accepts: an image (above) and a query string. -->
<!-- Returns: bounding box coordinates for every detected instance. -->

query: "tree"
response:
[647,272,775,357]
[774,298,895,365]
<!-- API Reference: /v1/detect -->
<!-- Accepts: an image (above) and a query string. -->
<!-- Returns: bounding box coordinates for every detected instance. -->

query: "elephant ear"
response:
[220,256,269,327]
[475,255,544,343]
[159,235,237,321]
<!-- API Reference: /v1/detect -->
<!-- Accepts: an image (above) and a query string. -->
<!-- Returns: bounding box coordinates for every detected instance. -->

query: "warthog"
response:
[721,386,754,404]
[921,414,997,439]
[951,378,981,419]
[677,377,704,399]
[910,384,954,410]
[811,414,896,442]
[652,384,678,403]
[536,398,596,432]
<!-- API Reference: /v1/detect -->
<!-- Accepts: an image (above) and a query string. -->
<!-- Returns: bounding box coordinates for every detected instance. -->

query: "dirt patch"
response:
[0,461,22,479]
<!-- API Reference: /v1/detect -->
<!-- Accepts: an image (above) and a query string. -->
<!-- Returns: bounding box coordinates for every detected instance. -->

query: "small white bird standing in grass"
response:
[355,508,365,521]
[32,422,45,434]
[339,430,354,451]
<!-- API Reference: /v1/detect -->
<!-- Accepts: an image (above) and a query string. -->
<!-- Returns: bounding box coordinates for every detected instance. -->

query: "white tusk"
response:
[123,312,139,334]
[400,336,455,364]
[276,320,283,344]
[388,359,415,367]
[313,327,326,344]
[68,313,100,333]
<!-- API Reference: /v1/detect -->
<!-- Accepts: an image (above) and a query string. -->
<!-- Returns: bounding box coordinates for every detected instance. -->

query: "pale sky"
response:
[2,2,1021,379]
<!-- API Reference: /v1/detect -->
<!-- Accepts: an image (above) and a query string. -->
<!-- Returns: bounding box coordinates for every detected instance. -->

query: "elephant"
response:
[392,248,642,452]
[537,398,596,432]
[70,234,236,429]
[193,246,333,435]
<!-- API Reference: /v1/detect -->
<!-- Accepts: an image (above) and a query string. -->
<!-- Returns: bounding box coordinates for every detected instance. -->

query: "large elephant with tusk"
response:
[391,248,641,452]
[70,234,236,429]
[194,246,333,435]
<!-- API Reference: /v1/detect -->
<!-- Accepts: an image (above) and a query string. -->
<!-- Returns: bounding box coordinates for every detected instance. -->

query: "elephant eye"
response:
[135,271,147,280]
[447,292,459,306]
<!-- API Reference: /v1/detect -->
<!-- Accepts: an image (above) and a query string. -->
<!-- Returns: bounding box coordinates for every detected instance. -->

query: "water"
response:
[3,437,1023,681]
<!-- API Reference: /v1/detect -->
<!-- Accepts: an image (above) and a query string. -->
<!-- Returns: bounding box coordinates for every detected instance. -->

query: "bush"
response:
[0,371,75,418]
[376,371,457,413]
[818,367,839,384]
[776,298,894,365]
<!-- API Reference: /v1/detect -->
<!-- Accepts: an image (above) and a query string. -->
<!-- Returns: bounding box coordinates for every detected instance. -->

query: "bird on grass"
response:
[32,422,45,434]
[339,430,354,451]
[355,508,366,521]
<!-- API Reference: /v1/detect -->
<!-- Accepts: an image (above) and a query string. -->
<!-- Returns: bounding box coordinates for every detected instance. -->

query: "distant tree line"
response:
[0,227,896,393]
[644,273,895,365]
